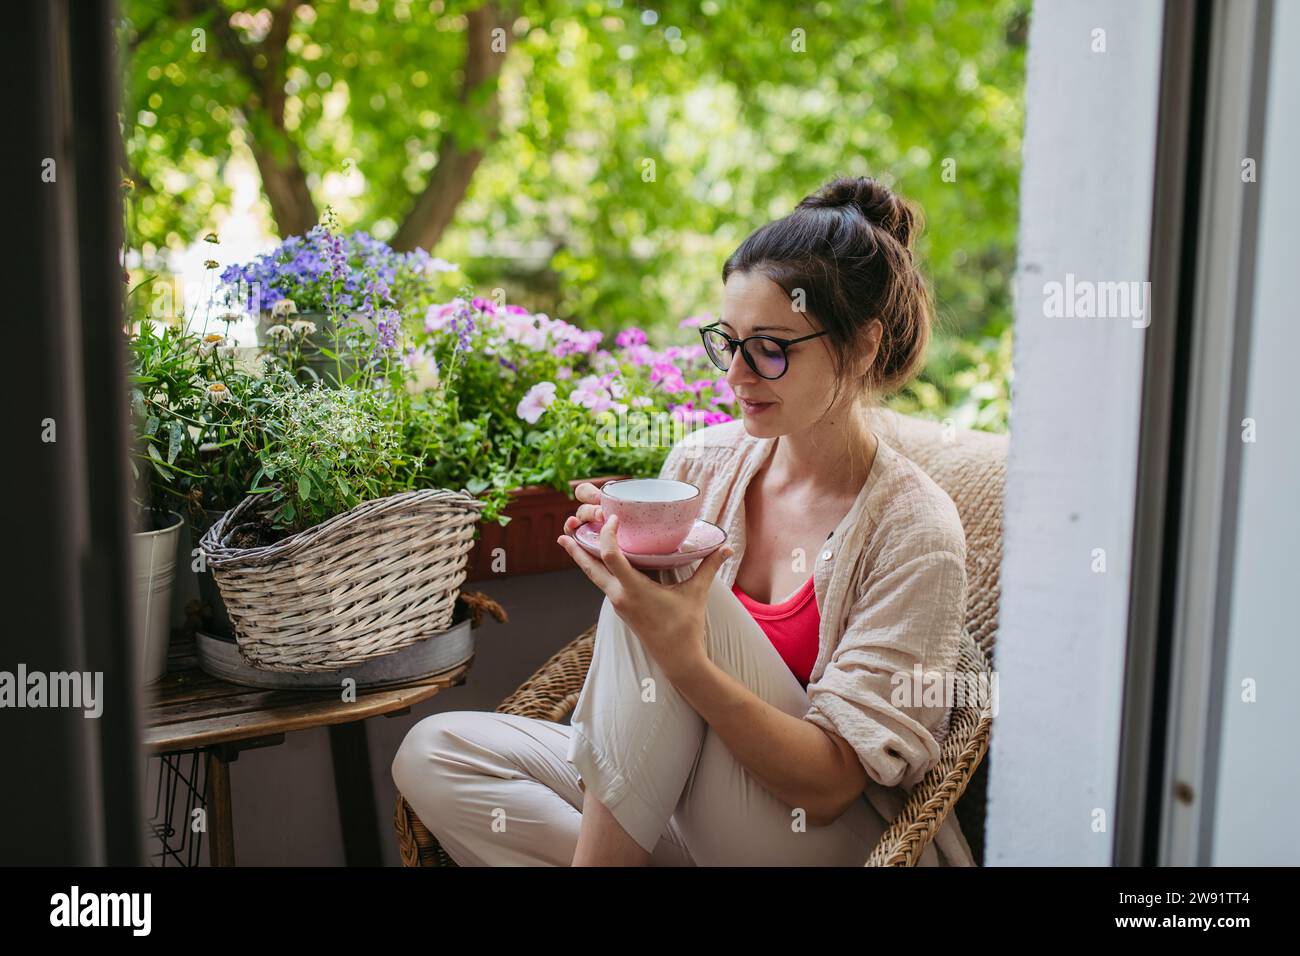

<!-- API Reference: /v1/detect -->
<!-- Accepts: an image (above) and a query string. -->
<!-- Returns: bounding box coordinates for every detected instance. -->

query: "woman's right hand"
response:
[562,481,605,536]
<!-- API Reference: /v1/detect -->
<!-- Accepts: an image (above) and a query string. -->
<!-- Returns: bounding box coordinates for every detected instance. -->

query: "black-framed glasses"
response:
[698,322,829,380]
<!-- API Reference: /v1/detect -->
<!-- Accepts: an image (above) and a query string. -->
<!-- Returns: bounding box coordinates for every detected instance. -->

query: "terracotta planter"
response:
[464,475,629,581]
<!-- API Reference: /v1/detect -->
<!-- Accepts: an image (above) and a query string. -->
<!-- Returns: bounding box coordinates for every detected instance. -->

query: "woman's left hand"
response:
[557,514,733,682]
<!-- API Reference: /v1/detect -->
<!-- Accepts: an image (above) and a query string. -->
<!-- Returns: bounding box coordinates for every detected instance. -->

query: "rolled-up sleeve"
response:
[656,440,687,482]
[803,547,967,791]
[650,436,712,587]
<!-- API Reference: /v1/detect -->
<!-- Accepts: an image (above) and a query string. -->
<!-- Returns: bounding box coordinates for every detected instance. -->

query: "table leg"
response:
[205,749,236,867]
[328,722,382,866]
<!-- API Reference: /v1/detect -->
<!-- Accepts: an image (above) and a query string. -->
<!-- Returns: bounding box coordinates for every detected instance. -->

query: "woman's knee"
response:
[391,711,479,801]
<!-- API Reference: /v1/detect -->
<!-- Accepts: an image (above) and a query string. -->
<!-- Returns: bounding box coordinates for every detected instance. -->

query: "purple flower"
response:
[669,401,731,426]
[616,327,647,348]
[650,361,687,393]
[319,227,348,281]
[621,343,654,367]
[448,298,476,352]
[220,227,429,316]
[374,310,399,352]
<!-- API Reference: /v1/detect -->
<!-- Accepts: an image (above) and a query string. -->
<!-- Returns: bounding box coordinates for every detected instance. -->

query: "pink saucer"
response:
[572,518,727,570]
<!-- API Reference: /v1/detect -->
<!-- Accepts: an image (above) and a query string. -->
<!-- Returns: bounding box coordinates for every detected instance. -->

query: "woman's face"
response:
[717,270,870,438]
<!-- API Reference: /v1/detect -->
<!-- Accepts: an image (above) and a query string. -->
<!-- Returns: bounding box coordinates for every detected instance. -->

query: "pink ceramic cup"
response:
[598,478,702,555]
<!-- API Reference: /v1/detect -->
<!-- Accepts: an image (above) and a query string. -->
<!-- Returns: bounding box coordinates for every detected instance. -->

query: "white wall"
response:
[987,1,1164,865]
[1210,0,1300,866]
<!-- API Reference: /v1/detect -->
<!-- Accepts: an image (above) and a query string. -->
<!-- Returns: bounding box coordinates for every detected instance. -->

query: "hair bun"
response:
[797,175,918,249]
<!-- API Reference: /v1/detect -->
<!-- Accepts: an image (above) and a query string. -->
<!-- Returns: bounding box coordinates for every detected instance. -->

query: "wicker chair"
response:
[395,409,1006,866]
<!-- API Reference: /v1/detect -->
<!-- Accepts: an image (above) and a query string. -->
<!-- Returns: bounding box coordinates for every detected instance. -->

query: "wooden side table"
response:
[143,634,473,866]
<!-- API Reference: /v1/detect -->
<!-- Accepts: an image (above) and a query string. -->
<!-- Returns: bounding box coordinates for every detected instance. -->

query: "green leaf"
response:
[465,477,490,494]
[298,474,311,500]
[167,420,184,464]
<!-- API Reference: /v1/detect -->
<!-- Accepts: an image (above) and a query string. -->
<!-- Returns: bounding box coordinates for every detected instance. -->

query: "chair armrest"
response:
[495,625,596,723]
[863,638,994,866]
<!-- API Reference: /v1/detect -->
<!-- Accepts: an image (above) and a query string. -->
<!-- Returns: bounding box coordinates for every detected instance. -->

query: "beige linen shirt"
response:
[653,416,976,867]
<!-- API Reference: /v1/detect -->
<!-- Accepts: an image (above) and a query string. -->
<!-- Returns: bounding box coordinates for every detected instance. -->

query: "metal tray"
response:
[194,619,475,690]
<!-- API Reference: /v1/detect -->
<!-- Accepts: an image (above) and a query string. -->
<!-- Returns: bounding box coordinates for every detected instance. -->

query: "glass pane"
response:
[702,329,733,369]
[744,338,787,378]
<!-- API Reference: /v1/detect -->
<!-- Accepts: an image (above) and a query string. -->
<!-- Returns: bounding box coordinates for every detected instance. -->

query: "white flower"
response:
[425,257,460,275]
[198,333,227,354]
[206,382,231,404]
[271,298,298,317]
[265,324,292,341]
[215,309,243,324]
[290,319,318,336]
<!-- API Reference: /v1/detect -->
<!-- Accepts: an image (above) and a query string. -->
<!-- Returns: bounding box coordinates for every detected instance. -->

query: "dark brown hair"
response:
[721,175,933,413]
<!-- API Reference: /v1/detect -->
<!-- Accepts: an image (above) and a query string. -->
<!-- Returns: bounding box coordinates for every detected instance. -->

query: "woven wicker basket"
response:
[199,488,486,673]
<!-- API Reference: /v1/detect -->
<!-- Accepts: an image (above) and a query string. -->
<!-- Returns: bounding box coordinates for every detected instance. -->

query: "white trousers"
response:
[392,574,956,866]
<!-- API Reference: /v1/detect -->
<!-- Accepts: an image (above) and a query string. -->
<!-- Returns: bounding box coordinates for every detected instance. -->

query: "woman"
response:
[392,175,976,866]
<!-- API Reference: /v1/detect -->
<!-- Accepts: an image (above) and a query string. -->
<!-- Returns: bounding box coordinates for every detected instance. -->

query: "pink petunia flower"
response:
[517,381,557,424]
[616,327,647,348]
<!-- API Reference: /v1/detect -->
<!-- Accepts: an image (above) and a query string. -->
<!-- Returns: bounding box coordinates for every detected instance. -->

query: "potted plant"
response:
[124,283,288,641]
[408,296,739,579]
[219,209,455,386]
[124,318,223,683]
[198,375,486,673]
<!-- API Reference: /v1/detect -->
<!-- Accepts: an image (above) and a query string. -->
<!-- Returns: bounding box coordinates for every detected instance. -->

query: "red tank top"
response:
[731,574,821,687]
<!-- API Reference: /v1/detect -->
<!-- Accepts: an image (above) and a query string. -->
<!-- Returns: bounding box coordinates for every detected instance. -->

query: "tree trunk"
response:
[198,0,317,237]
[201,0,513,249]
[251,139,318,238]
[390,1,517,253]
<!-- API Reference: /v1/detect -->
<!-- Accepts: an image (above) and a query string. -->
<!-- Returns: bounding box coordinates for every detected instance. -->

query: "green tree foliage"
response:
[120,0,1028,431]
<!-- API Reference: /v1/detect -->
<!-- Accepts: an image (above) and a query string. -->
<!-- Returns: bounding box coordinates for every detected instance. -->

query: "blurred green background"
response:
[119,0,1028,432]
